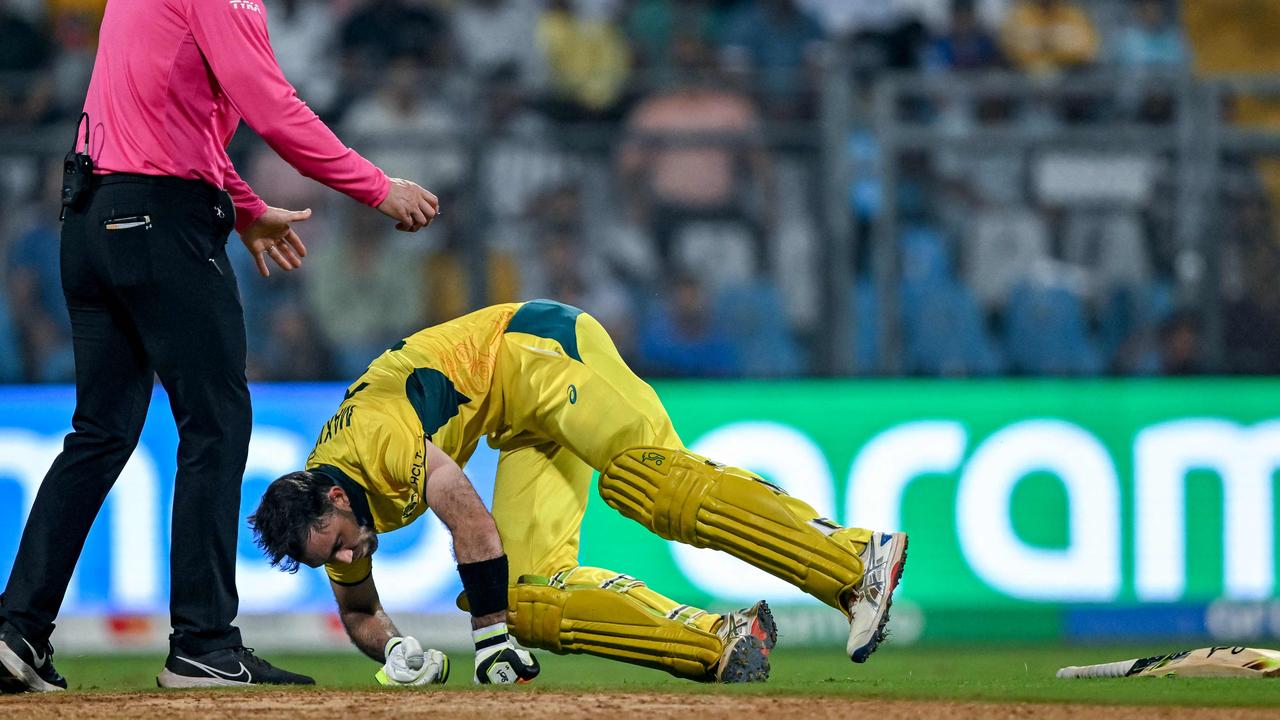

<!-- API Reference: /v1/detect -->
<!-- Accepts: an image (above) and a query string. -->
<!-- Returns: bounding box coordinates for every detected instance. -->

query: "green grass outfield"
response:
[50,645,1279,707]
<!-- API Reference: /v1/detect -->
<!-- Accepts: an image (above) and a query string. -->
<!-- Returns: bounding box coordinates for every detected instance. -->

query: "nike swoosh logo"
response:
[174,656,252,684]
[22,638,46,668]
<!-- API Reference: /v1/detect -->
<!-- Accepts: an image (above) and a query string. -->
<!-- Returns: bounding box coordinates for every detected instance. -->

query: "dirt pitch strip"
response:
[1,690,1276,720]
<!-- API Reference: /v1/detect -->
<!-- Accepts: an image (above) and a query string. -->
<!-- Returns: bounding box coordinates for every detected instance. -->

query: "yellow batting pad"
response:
[600,447,871,613]
[507,567,723,680]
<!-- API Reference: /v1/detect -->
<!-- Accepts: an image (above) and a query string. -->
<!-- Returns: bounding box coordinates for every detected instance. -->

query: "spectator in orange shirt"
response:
[618,38,775,273]
[1000,0,1099,74]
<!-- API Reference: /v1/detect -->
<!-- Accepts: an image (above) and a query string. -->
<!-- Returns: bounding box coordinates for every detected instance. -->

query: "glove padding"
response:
[376,636,450,686]
[474,643,540,685]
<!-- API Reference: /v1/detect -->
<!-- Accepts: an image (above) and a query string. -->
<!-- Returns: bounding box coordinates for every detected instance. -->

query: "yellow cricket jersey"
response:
[309,300,585,584]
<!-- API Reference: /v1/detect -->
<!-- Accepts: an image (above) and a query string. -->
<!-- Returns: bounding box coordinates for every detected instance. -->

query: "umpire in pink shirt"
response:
[0,0,438,692]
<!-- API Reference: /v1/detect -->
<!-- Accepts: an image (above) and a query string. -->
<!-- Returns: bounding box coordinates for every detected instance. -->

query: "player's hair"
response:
[248,470,339,573]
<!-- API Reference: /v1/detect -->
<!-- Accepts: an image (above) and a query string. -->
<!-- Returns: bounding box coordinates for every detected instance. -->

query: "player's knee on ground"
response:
[599,447,870,613]
[507,570,723,680]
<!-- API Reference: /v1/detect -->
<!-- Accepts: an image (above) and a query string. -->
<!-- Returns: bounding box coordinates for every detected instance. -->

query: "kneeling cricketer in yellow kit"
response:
[251,300,907,685]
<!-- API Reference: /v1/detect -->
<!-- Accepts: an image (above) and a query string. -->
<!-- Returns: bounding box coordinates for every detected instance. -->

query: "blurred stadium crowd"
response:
[1,0,1278,382]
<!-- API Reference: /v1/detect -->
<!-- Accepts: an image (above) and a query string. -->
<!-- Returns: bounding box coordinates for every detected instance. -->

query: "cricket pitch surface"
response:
[4,690,1279,720]
[4,646,1277,718]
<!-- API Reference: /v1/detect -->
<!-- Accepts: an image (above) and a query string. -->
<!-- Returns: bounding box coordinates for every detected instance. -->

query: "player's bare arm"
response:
[328,574,449,686]
[330,575,397,662]
[419,440,540,684]
[421,441,506,630]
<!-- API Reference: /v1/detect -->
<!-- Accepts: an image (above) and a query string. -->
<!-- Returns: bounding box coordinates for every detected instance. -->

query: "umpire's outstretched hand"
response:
[242,206,311,277]
[377,177,440,232]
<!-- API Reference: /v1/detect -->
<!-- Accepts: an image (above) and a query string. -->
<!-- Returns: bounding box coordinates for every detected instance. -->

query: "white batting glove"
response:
[474,642,540,685]
[375,636,450,686]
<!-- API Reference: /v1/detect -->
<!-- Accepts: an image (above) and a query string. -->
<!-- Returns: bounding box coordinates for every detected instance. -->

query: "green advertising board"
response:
[576,379,1280,643]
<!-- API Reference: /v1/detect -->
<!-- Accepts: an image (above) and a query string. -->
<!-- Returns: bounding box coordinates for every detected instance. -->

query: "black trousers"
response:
[0,174,249,655]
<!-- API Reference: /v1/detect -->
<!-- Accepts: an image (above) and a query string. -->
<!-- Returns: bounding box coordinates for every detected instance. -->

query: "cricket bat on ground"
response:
[1057,647,1280,678]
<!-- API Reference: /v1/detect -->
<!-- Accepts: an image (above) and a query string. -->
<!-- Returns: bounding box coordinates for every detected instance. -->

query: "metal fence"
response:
[2,63,1279,380]
[860,69,1280,377]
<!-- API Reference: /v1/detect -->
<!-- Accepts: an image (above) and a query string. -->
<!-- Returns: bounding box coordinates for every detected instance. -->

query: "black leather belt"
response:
[94,172,223,201]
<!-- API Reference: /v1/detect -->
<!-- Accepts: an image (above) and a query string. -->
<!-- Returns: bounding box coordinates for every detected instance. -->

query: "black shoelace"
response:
[234,647,275,670]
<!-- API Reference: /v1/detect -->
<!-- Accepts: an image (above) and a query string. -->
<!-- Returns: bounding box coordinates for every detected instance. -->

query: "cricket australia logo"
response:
[229,0,262,13]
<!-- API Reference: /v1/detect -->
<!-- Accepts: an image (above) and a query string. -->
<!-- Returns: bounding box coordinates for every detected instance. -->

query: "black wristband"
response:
[457,555,509,617]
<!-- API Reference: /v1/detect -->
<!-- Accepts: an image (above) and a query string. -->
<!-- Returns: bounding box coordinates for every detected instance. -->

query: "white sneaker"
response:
[846,531,908,663]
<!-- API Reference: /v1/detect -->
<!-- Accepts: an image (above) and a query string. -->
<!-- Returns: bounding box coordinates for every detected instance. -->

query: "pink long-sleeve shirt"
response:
[83,0,390,233]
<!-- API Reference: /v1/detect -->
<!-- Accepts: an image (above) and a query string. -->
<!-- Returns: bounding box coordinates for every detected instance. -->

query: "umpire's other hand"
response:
[241,206,312,277]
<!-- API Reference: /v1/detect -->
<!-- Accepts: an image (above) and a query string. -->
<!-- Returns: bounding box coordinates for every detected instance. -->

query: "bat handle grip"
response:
[1056,660,1135,679]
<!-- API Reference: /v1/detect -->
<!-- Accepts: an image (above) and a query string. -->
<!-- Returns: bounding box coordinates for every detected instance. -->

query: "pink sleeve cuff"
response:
[366,171,391,209]
[234,198,270,235]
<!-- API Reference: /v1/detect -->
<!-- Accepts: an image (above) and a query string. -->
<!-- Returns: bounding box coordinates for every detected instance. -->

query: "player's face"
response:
[298,491,379,568]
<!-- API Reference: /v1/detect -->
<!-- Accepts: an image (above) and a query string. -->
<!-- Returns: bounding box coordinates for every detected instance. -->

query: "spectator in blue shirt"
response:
[1114,0,1186,69]
[926,0,1004,72]
[5,168,72,382]
[638,274,741,377]
[720,0,825,118]
[1113,0,1185,122]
